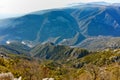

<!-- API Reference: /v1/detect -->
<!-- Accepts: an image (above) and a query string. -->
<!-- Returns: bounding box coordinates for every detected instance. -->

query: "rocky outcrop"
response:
[0,72,21,80]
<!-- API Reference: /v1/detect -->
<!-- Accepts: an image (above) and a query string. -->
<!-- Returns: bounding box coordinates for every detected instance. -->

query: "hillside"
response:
[0,46,119,80]
[30,42,89,60]
[0,11,83,45]
[0,41,31,56]
[69,4,120,36]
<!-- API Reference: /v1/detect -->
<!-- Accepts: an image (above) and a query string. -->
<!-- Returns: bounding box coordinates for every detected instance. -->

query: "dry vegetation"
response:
[0,49,119,80]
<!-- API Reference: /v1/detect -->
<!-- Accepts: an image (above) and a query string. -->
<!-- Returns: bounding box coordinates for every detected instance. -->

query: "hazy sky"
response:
[0,0,120,19]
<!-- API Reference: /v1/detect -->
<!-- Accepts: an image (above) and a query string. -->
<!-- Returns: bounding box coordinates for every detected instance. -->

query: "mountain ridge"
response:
[0,3,120,50]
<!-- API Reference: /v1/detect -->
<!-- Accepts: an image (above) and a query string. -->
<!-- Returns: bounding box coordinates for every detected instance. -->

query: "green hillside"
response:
[30,42,89,60]
[0,43,119,80]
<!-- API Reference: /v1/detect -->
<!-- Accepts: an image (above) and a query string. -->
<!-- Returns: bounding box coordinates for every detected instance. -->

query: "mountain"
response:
[0,2,120,48]
[69,4,120,36]
[0,10,84,45]
[78,36,120,51]
[0,2,120,80]
[0,41,31,56]
[32,4,120,37]
[30,42,89,60]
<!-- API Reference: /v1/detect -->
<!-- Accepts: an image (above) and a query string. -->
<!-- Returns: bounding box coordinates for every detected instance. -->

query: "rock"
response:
[42,78,54,80]
[0,72,22,80]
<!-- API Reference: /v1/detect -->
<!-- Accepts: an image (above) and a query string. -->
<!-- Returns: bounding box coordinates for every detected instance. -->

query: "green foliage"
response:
[0,46,120,80]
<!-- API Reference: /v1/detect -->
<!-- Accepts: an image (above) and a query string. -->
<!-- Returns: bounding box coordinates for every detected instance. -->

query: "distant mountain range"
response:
[0,2,120,50]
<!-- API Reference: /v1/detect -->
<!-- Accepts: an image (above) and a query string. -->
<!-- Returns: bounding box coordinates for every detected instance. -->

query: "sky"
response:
[0,0,120,19]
